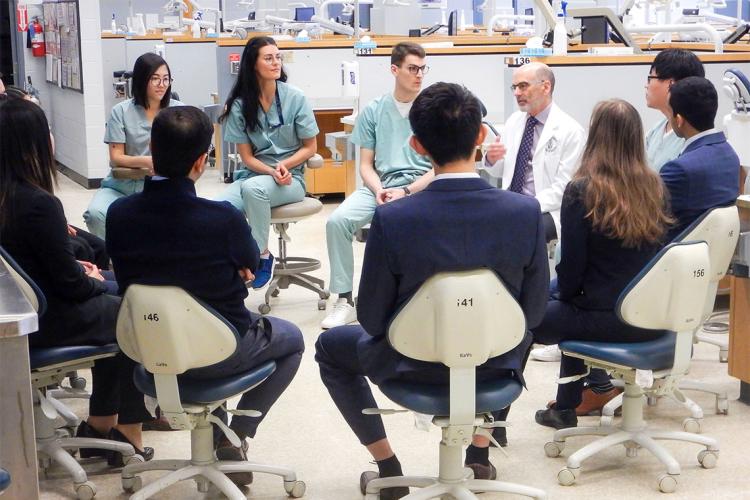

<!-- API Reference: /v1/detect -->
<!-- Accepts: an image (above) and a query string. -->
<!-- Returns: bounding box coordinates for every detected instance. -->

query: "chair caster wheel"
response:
[322,290,331,299]
[557,467,578,486]
[75,481,96,499]
[544,441,563,458]
[124,454,145,465]
[698,450,718,469]
[647,395,658,406]
[285,480,306,498]
[657,473,678,493]
[122,475,142,493]
[682,417,701,434]
[716,398,729,415]
[318,299,327,310]
[271,289,280,297]
[719,351,728,363]
[69,376,87,390]
[600,414,614,427]
[259,303,271,314]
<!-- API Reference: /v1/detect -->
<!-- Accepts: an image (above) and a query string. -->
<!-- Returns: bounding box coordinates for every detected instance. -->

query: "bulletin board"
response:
[42,0,83,92]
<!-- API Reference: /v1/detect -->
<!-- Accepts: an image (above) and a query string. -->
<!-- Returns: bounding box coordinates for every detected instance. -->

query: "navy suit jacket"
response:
[660,131,739,241]
[356,176,549,385]
[106,177,260,335]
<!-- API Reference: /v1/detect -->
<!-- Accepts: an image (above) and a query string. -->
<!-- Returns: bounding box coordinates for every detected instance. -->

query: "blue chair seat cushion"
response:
[30,344,120,371]
[0,467,10,493]
[560,332,676,371]
[378,378,523,416]
[133,361,276,405]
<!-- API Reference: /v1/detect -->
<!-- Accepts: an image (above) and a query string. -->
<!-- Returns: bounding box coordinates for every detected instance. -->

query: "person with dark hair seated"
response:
[660,76,740,241]
[315,82,548,499]
[644,48,705,171]
[534,99,674,430]
[106,106,304,487]
[0,96,154,466]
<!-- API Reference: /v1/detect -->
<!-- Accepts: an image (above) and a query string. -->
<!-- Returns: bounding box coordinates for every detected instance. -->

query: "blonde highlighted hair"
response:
[575,99,672,248]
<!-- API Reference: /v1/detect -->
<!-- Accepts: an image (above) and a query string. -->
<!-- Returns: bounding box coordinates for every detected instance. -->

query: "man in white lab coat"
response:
[483,62,584,242]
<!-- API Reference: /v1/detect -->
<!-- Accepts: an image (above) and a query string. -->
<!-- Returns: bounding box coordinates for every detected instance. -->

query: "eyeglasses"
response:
[149,76,173,87]
[261,54,284,64]
[405,64,429,76]
[510,80,545,92]
[646,75,668,84]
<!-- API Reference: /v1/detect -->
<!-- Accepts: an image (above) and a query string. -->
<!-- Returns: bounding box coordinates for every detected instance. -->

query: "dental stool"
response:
[260,154,330,314]
[364,269,547,500]
[116,284,305,500]
[545,241,720,493]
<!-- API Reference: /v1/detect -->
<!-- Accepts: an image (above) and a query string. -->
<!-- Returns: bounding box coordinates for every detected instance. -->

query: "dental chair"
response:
[116,284,305,500]
[363,269,547,499]
[544,241,720,493]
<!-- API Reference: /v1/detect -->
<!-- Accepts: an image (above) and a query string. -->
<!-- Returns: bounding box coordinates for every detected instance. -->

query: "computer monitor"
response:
[447,9,457,36]
[295,6,315,21]
[329,3,372,29]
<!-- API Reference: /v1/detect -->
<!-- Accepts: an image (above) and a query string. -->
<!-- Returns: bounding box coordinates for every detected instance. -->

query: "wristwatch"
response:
[402,186,411,196]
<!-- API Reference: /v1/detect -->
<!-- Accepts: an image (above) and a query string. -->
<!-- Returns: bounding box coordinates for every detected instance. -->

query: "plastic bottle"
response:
[553,17,567,55]
[111,13,117,33]
[192,19,201,38]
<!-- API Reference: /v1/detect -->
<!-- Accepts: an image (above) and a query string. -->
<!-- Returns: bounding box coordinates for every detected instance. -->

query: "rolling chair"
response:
[0,469,8,495]
[0,247,138,500]
[116,284,306,500]
[599,205,740,430]
[260,154,330,314]
[363,269,547,499]
[544,241,720,493]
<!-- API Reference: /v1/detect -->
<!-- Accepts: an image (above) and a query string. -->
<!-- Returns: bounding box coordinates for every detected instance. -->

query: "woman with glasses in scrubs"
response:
[83,53,183,239]
[217,36,319,289]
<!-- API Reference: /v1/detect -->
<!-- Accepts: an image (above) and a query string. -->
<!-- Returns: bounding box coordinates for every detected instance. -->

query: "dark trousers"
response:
[183,316,304,440]
[533,299,666,409]
[69,226,110,270]
[30,293,150,423]
[315,325,515,446]
[542,212,557,243]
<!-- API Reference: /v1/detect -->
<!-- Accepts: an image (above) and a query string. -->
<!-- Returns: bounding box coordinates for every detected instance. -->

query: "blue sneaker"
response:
[251,254,275,290]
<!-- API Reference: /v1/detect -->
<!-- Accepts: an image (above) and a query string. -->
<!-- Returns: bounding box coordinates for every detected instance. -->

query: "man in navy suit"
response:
[660,76,740,241]
[315,83,549,499]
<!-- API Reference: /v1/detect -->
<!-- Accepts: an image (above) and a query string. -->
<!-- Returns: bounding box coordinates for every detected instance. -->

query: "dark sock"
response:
[339,292,354,306]
[590,382,615,394]
[465,444,490,466]
[376,455,403,478]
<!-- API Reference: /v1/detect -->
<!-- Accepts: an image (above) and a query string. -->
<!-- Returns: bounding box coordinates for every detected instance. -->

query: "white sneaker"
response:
[530,344,562,362]
[321,298,357,329]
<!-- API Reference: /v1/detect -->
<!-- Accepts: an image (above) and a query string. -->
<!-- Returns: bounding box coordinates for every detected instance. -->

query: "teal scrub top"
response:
[223,81,319,182]
[351,93,432,188]
[102,98,183,192]
[646,117,685,172]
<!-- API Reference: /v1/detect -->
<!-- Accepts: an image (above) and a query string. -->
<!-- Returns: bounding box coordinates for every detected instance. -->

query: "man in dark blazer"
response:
[315,83,549,499]
[106,106,304,486]
[660,76,740,241]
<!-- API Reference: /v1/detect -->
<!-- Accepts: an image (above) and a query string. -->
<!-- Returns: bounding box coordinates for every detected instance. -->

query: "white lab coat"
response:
[483,102,585,237]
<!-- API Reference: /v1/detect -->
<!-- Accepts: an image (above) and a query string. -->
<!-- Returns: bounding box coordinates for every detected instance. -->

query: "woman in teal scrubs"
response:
[217,36,319,289]
[83,53,182,239]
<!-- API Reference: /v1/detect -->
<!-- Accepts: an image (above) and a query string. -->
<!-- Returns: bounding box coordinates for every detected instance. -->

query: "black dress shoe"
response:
[359,471,409,500]
[216,440,254,486]
[76,420,109,459]
[535,407,578,430]
[465,462,497,480]
[107,428,154,467]
[489,426,508,448]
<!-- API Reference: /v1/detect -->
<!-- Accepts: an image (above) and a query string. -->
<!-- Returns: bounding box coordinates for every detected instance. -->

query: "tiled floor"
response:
[39,167,750,499]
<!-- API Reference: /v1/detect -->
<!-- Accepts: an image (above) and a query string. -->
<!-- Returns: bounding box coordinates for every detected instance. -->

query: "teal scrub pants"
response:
[216,174,306,252]
[83,178,143,240]
[325,186,378,295]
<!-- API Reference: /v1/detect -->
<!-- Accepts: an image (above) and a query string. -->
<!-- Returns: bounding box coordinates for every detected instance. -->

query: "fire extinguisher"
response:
[30,18,45,57]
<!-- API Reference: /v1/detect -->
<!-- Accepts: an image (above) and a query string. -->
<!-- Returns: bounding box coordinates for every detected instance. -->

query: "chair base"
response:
[364,440,546,500]
[547,384,719,493]
[121,423,305,500]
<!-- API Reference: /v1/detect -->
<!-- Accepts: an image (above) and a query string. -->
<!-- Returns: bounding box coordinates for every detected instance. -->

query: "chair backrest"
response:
[674,205,740,319]
[387,269,526,369]
[617,241,711,375]
[116,284,238,375]
[0,246,46,315]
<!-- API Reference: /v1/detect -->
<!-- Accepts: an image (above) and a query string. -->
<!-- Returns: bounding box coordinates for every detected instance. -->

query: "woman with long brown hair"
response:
[534,99,673,429]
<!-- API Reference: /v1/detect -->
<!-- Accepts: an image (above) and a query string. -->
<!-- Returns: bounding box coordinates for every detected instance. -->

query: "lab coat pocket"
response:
[272,124,299,149]
[543,148,562,185]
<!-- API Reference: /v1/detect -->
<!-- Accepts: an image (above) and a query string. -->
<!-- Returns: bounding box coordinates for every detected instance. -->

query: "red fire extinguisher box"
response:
[30,18,45,57]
